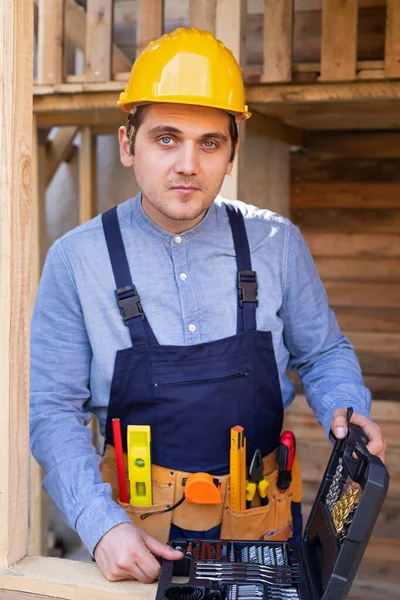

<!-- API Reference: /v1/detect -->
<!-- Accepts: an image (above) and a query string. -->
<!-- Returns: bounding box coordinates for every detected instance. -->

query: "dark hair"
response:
[125,105,238,163]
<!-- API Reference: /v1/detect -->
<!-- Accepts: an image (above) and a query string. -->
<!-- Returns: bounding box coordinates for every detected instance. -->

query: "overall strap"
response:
[102,206,158,346]
[225,204,258,333]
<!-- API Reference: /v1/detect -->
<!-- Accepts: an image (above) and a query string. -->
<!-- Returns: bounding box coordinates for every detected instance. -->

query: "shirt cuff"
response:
[322,401,372,441]
[75,494,132,556]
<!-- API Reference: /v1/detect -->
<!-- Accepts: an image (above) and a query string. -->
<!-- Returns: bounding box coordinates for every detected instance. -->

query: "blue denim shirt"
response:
[30,194,371,555]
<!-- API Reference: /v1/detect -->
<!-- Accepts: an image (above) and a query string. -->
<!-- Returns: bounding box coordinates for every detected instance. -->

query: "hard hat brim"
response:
[117,97,252,121]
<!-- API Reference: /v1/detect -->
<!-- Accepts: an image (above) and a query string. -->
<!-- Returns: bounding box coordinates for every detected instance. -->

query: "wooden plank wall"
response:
[287,127,400,591]
[291,132,400,403]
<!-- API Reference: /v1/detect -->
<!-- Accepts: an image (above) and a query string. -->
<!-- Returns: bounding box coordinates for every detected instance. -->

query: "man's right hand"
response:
[94,522,184,582]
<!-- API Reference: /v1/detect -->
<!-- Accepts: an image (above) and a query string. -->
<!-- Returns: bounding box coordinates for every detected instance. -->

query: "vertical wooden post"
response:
[85,0,113,83]
[0,0,33,567]
[30,116,48,557]
[385,0,400,78]
[31,119,47,294]
[136,0,164,58]
[215,0,246,201]
[245,135,291,217]
[320,0,358,82]
[262,0,293,83]
[37,0,65,85]
[189,0,216,33]
[79,128,97,224]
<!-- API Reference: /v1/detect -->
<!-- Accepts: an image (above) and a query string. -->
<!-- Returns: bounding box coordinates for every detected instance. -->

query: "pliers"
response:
[245,448,270,509]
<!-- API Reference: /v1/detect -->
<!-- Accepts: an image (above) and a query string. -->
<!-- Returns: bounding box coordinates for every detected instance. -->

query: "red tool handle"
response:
[277,430,296,490]
[112,418,129,503]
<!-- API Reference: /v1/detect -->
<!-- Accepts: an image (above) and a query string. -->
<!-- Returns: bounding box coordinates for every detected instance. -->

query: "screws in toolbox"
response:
[325,458,344,512]
[332,488,360,533]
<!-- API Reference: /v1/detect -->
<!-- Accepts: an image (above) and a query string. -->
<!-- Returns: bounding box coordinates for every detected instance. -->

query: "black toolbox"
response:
[155,422,389,600]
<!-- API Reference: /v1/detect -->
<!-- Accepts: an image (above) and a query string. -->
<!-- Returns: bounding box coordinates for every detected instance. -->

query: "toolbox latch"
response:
[238,270,259,307]
[115,285,144,324]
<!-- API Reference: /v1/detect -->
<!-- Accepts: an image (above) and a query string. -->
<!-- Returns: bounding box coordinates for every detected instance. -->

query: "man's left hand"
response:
[331,408,387,463]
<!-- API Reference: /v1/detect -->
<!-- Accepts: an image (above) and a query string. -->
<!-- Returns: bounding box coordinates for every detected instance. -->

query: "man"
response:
[30,28,386,584]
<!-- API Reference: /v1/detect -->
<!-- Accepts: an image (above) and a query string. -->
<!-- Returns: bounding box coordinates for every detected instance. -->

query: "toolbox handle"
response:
[329,423,383,485]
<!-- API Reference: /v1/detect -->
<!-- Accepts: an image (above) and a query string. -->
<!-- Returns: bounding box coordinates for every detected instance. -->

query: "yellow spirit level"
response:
[127,425,152,506]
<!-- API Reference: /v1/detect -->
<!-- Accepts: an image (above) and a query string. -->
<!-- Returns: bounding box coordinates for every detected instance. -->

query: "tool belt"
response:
[100,446,302,544]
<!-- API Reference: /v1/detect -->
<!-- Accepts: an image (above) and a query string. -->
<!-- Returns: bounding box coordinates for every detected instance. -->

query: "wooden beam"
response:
[303,231,400,258]
[30,118,48,558]
[247,81,400,104]
[385,0,400,78]
[0,555,156,600]
[85,1,113,83]
[247,110,303,147]
[37,0,64,85]
[136,0,164,58]
[32,79,400,104]
[314,257,400,282]
[292,182,400,209]
[64,0,130,75]
[294,0,386,8]
[0,0,33,567]
[334,308,400,334]
[320,0,358,81]
[79,127,97,224]
[215,0,247,200]
[46,126,78,186]
[304,132,400,158]
[31,119,47,296]
[261,0,293,83]
[189,0,216,33]
[293,208,400,234]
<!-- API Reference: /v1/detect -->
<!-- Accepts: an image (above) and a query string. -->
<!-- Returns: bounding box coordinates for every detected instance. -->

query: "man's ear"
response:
[118,126,134,168]
[226,138,240,175]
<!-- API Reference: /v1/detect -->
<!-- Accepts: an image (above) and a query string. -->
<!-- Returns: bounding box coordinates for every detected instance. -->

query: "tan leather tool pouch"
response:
[220,450,301,542]
[100,446,301,544]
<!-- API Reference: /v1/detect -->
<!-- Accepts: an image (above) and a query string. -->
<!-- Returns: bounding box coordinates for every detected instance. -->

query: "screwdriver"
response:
[277,431,296,491]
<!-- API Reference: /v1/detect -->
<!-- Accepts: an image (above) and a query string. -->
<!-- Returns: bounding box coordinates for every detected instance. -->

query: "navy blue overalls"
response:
[102,203,301,541]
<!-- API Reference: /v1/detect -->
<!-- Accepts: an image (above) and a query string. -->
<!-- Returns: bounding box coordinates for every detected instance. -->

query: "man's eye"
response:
[160,136,173,144]
[203,140,217,148]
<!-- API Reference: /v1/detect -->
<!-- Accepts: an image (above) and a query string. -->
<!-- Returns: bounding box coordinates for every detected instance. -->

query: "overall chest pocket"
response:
[151,358,254,472]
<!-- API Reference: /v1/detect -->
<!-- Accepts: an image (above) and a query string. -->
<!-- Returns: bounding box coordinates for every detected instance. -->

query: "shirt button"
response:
[180,273,187,281]
[175,236,182,244]
[188,323,196,333]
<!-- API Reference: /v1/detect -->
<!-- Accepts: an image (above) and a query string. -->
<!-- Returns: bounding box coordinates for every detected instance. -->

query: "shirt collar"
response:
[132,191,218,244]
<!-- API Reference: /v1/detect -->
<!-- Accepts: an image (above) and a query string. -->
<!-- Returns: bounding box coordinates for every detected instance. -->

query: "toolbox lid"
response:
[301,423,389,600]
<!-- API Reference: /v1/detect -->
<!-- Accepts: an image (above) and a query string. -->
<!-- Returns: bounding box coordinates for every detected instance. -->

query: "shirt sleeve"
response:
[279,223,372,437]
[30,242,131,556]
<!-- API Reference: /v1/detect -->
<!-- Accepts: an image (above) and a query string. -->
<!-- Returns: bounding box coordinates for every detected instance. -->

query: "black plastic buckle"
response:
[237,270,258,307]
[114,285,144,325]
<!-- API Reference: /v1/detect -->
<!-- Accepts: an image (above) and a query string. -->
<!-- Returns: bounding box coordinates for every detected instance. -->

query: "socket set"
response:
[156,422,389,600]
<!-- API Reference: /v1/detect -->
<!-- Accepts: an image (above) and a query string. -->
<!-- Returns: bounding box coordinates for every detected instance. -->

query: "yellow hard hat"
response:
[118,27,251,121]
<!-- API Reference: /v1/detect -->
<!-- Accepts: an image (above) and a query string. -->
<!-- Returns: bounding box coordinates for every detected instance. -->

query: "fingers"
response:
[143,532,184,561]
[350,412,387,462]
[94,522,167,583]
[330,409,387,464]
[331,407,349,439]
[101,548,161,582]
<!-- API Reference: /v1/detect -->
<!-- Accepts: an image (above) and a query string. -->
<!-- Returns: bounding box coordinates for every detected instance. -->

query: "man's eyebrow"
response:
[148,125,183,136]
[147,126,228,143]
[200,132,228,143]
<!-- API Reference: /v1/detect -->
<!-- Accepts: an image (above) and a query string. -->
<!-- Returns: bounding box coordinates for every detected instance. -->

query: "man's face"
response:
[118,103,238,233]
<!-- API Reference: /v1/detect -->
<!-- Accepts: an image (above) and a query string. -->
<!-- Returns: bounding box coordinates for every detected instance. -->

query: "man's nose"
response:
[174,143,200,176]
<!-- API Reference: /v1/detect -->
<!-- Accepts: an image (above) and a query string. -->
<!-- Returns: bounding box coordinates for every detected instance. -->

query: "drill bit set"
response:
[156,419,389,600]
[157,539,302,600]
